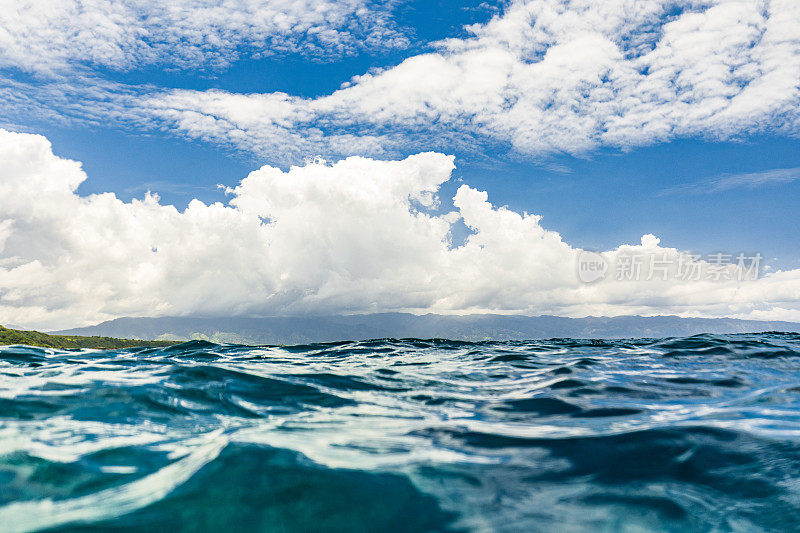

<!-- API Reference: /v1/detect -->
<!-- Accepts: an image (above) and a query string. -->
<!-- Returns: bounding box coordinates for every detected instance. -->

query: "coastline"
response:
[0,325,177,349]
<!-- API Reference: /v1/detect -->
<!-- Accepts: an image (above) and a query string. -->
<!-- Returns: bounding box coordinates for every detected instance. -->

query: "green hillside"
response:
[0,325,177,349]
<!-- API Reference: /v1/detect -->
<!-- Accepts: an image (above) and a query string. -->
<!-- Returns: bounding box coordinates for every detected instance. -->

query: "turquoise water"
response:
[2,333,800,532]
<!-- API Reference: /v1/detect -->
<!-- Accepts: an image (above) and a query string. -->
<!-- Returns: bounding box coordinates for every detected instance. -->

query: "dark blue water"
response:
[2,333,800,532]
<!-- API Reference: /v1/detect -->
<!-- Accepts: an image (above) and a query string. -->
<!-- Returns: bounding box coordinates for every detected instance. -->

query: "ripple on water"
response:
[1,333,800,531]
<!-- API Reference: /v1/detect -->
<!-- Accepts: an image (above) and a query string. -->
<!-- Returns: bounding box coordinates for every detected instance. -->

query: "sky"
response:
[1,0,800,329]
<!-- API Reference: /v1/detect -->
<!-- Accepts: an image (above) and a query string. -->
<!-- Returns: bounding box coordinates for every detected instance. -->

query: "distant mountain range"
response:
[53,314,800,344]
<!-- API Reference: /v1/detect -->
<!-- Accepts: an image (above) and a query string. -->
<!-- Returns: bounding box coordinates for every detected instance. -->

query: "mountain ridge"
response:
[52,313,800,345]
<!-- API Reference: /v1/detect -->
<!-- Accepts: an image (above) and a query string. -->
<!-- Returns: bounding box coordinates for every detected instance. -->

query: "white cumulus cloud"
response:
[2,128,800,330]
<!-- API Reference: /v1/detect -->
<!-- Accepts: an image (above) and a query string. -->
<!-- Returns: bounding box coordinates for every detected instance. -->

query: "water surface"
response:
[2,333,800,531]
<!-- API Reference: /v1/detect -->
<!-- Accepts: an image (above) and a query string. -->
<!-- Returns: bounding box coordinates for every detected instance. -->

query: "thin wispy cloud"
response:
[662,167,800,195]
[123,181,219,196]
[708,168,800,192]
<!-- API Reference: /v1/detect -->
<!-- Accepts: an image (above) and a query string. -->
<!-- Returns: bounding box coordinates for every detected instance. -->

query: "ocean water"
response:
[1,334,800,532]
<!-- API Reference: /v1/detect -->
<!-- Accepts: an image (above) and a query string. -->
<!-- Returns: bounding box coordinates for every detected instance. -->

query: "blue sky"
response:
[2,0,800,328]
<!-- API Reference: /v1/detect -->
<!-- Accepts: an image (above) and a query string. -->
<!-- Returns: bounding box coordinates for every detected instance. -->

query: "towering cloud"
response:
[1,129,799,329]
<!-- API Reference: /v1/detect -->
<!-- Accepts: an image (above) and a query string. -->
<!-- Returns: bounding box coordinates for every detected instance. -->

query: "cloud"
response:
[3,0,799,164]
[0,0,409,75]
[127,0,800,161]
[2,128,800,329]
[663,166,800,195]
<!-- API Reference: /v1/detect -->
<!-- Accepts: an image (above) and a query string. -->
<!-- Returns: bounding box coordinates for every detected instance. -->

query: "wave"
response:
[1,333,800,531]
